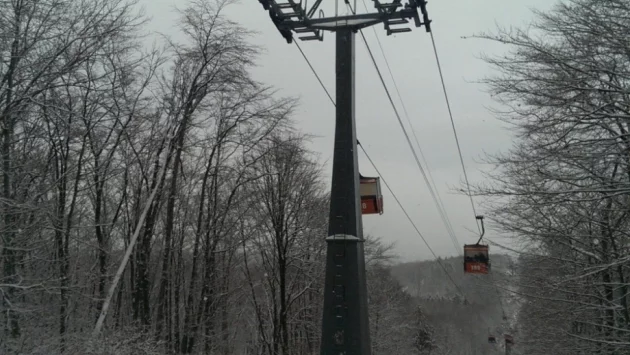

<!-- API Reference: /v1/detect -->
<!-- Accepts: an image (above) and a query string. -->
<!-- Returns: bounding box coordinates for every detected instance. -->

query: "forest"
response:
[0,0,428,353]
[1,0,629,354]
[392,254,516,355]
[471,0,630,354]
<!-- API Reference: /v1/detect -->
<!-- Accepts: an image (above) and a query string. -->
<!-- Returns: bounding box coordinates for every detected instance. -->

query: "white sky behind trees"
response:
[138,0,555,262]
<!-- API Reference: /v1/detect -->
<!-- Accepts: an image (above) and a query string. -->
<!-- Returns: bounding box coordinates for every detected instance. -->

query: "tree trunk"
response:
[94,159,107,317]
[181,147,217,353]
[1,3,22,339]
[132,142,166,326]
[156,121,188,348]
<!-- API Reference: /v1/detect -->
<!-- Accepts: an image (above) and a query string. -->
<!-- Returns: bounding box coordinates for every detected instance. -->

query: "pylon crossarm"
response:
[259,0,431,43]
[292,9,418,30]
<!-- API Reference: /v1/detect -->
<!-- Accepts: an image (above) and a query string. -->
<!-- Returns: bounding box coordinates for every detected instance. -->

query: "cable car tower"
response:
[258,1,430,354]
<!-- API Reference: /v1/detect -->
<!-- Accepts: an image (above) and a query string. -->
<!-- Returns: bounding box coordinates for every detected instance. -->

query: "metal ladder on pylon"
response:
[332,245,347,348]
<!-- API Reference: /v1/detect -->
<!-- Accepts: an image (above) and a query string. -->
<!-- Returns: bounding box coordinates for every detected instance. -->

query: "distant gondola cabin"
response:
[359,175,383,215]
[463,244,490,274]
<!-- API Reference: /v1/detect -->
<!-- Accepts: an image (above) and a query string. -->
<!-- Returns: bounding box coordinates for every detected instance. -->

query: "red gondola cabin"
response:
[464,244,490,274]
[359,175,383,215]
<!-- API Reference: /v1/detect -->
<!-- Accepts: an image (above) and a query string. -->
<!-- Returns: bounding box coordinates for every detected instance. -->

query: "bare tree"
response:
[364,236,435,355]
[0,0,442,353]
[0,0,145,351]
[241,132,328,355]
[471,1,630,354]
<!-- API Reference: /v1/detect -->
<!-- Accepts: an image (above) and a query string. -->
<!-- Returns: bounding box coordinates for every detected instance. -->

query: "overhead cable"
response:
[293,41,336,107]
[358,142,467,297]
[357,0,459,252]
[346,2,463,254]
[428,31,481,234]
[292,17,500,329]
[292,33,468,298]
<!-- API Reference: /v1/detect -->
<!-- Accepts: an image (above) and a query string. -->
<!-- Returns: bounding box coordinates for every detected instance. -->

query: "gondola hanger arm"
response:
[475,215,485,245]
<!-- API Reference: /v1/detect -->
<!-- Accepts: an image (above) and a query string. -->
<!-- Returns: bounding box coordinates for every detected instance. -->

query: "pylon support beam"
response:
[260,0,431,43]
[282,9,421,31]
[257,2,432,354]
[319,29,370,355]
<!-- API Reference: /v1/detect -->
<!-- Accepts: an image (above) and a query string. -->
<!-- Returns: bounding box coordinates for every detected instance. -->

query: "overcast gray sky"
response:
[139,0,555,262]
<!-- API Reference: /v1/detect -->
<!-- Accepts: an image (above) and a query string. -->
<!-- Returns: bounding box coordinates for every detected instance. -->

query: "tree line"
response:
[474,0,630,354]
[0,0,430,354]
